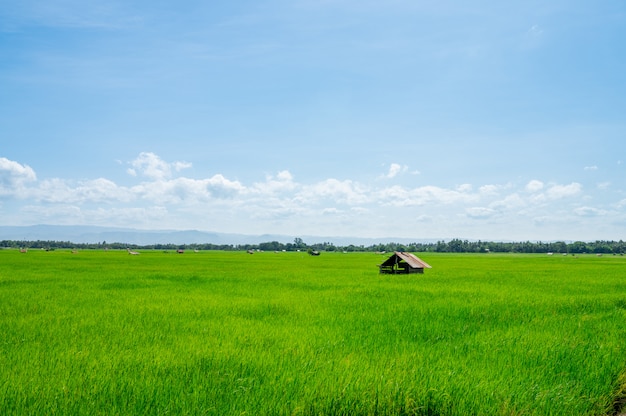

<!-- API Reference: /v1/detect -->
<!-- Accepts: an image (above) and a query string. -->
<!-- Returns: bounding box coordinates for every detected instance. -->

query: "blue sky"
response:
[1,1,626,241]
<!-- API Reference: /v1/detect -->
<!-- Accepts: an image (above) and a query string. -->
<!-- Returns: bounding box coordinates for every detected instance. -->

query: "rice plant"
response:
[1,249,625,415]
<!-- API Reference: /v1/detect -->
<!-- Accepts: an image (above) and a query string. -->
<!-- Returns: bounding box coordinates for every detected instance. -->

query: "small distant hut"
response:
[379,252,432,274]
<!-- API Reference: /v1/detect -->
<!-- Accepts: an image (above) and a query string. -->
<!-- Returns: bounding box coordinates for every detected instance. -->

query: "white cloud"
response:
[276,170,292,181]
[490,193,525,211]
[35,178,74,203]
[384,163,408,179]
[584,166,598,171]
[466,207,496,219]
[545,182,581,199]
[131,174,245,204]
[322,207,341,215]
[304,178,369,205]
[0,157,36,181]
[0,157,37,196]
[526,182,583,205]
[253,170,296,194]
[573,206,606,217]
[206,174,246,195]
[128,152,191,180]
[479,184,500,195]
[30,177,132,204]
[526,180,544,193]
[135,178,203,204]
[173,160,193,171]
[378,185,477,207]
[76,178,132,203]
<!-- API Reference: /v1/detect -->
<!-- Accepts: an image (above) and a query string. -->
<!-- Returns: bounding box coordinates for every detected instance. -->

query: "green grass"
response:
[1,249,626,415]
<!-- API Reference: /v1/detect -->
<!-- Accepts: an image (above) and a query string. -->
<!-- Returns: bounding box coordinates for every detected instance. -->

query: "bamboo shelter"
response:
[379,252,432,274]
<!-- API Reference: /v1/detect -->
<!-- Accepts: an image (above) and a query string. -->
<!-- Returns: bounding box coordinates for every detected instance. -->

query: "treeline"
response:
[424,239,626,254]
[0,240,237,251]
[2,238,626,254]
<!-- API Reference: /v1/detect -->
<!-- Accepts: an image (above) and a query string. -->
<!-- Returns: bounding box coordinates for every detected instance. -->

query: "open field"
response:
[1,249,626,415]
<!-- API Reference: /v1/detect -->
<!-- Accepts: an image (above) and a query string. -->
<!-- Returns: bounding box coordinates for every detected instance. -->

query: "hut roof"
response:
[381,252,432,268]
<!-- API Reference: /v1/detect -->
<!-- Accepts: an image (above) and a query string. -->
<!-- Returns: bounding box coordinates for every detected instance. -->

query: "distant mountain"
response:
[0,224,437,246]
[0,225,286,245]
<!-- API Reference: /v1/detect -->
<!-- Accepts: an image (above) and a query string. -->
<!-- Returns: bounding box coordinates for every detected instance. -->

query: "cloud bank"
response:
[0,153,623,241]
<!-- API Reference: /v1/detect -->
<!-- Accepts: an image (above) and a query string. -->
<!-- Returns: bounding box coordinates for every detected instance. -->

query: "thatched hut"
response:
[379,252,432,274]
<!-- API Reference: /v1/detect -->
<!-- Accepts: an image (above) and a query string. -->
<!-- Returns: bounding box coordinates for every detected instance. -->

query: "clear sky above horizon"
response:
[2,1,626,241]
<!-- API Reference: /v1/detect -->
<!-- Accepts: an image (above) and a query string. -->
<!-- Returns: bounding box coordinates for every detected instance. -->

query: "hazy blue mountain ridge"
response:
[0,225,436,246]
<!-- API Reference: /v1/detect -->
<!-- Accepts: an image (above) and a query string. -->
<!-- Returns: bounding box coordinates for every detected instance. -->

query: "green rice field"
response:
[1,249,626,415]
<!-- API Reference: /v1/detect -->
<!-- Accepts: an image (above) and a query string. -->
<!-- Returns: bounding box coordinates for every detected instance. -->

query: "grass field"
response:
[1,249,626,415]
